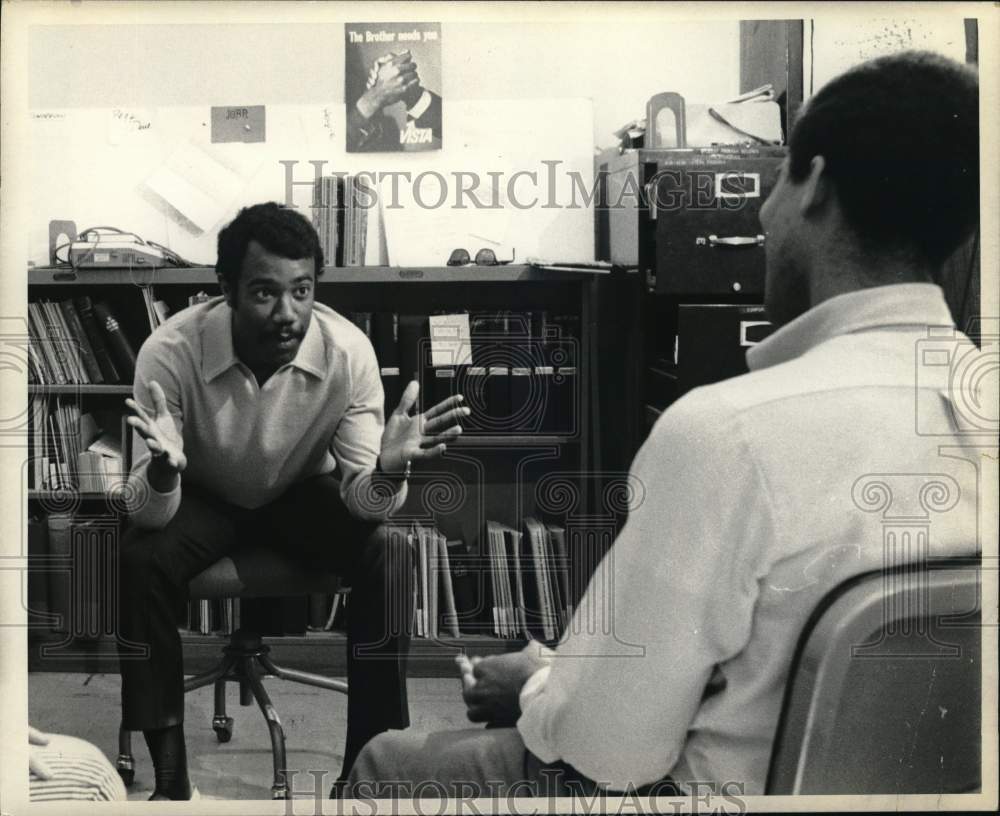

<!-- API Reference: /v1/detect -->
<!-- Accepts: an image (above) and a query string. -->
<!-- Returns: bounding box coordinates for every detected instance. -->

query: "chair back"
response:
[766,561,981,795]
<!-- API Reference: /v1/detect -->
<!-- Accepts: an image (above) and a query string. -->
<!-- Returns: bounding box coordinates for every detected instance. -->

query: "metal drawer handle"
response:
[739,320,771,347]
[696,234,766,247]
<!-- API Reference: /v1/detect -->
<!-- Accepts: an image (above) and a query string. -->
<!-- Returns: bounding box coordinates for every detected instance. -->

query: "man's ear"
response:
[798,155,833,217]
[218,275,235,307]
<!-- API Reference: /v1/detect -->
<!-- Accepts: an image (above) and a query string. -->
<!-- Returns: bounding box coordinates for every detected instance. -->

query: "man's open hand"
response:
[460,650,549,727]
[379,380,468,474]
[125,380,186,490]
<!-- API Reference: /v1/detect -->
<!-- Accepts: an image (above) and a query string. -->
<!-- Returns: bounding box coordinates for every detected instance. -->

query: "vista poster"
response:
[345,22,442,153]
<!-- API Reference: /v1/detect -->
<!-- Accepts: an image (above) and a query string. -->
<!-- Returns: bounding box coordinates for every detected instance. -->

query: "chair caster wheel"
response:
[115,754,135,787]
[271,785,290,799]
[212,715,234,743]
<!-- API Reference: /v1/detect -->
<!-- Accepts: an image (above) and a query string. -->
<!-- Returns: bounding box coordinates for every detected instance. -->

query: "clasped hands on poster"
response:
[356,50,422,120]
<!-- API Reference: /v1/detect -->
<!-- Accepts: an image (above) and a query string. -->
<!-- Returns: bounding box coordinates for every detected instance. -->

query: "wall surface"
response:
[24,14,740,266]
[28,19,741,149]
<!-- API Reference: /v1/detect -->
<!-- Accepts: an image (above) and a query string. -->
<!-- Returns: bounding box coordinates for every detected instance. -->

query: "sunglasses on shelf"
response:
[446,248,515,267]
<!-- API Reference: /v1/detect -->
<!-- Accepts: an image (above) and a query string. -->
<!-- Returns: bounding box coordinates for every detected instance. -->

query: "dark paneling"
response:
[740,20,805,137]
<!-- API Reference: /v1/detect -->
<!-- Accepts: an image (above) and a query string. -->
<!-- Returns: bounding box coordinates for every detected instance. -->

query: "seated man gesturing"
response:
[118,202,468,800]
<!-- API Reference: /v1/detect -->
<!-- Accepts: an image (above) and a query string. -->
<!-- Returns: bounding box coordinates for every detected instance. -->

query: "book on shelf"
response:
[436,531,461,639]
[45,300,86,384]
[523,517,564,641]
[58,299,104,383]
[313,175,345,267]
[140,287,171,330]
[323,589,349,631]
[547,523,571,627]
[507,526,530,638]
[28,302,68,385]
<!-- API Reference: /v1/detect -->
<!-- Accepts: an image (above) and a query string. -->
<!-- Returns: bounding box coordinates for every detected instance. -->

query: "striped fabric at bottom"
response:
[29,734,127,802]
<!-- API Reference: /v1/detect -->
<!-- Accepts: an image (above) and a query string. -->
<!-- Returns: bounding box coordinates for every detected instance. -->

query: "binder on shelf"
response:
[446,539,477,634]
[27,515,52,628]
[93,300,138,382]
[46,513,72,634]
[308,593,330,631]
[372,312,402,415]
[74,296,121,384]
[397,314,428,409]
[429,366,457,412]
[348,311,373,338]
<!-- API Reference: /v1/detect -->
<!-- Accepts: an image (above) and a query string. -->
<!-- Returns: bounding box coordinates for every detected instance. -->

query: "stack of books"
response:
[313,174,386,267]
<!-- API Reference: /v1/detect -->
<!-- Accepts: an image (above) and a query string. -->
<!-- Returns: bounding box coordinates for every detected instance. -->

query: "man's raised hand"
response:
[125,380,186,476]
[379,380,469,474]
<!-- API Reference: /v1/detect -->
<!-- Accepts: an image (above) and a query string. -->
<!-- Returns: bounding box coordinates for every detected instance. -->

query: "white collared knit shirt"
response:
[516,283,986,793]
[126,297,406,529]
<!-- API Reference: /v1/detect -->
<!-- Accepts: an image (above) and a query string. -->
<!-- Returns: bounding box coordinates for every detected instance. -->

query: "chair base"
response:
[117,627,349,800]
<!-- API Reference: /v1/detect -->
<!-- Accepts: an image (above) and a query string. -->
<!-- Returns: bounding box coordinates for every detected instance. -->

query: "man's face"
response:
[225,240,315,376]
[759,159,810,326]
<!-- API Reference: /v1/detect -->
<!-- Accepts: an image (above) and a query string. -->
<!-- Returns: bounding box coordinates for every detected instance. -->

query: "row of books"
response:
[29,291,213,389]
[306,517,573,642]
[482,518,570,640]
[187,598,240,636]
[312,174,385,267]
[347,310,580,434]
[181,595,344,638]
[26,511,572,644]
[28,297,138,385]
[28,399,125,491]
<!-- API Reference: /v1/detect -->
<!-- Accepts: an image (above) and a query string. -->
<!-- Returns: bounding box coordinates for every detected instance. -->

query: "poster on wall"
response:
[345,22,442,152]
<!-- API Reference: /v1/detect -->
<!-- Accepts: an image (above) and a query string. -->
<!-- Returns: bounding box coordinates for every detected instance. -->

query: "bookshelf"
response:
[26,263,626,675]
[28,264,592,286]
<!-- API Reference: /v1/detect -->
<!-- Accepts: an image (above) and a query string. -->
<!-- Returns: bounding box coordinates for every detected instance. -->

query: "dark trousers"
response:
[117,474,414,777]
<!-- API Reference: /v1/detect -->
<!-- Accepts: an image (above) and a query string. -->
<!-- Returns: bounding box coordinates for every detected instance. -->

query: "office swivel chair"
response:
[766,560,981,795]
[116,547,350,799]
